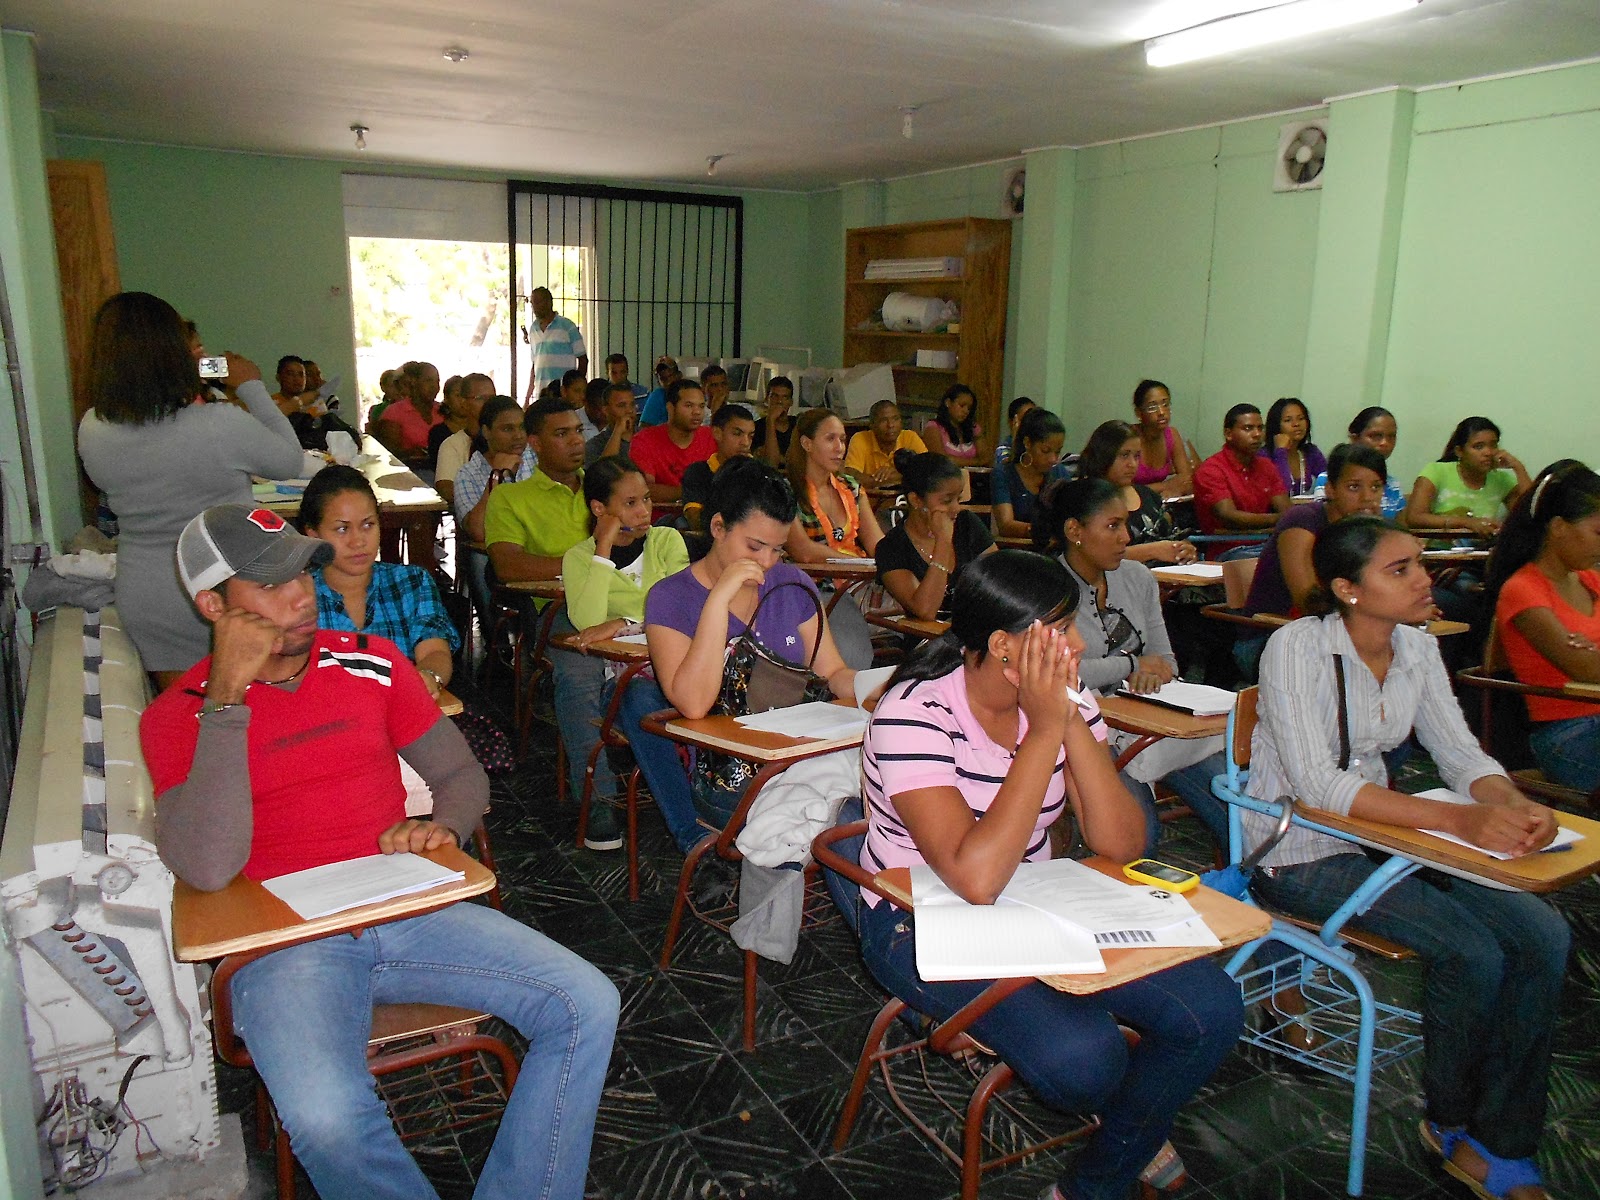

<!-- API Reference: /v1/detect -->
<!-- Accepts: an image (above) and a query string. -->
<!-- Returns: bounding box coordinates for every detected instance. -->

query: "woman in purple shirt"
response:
[618,458,862,852]
[1264,397,1327,497]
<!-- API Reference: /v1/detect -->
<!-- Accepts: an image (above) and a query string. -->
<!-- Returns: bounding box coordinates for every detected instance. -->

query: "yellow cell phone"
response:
[1122,858,1200,894]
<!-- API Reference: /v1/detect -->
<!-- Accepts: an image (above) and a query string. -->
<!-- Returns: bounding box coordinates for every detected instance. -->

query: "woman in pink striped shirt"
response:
[857,550,1243,1200]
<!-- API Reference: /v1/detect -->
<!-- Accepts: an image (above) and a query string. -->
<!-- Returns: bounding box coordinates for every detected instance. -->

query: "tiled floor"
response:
[225,663,1600,1200]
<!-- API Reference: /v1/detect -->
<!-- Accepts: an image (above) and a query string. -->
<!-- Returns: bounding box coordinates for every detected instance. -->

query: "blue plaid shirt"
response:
[453,446,538,521]
[313,561,461,654]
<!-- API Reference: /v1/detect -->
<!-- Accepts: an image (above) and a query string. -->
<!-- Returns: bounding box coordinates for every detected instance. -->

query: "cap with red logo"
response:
[176,503,333,599]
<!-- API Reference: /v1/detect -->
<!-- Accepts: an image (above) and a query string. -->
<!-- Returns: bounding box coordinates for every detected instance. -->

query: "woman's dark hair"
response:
[710,456,797,528]
[1304,515,1406,616]
[1265,397,1315,450]
[1079,420,1137,482]
[889,550,1079,689]
[933,384,978,445]
[785,407,843,505]
[1439,416,1500,463]
[1132,379,1169,410]
[298,465,377,532]
[901,452,963,499]
[1347,406,1394,439]
[1324,443,1388,488]
[1008,406,1065,467]
[1033,477,1121,555]
[581,455,646,519]
[1007,396,1036,423]
[88,292,202,425]
[1485,461,1600,603]
[477,395,521,434]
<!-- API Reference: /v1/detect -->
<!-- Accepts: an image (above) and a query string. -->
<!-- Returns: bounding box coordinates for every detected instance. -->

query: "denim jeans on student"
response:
[1251,852,1569,1159]
[616,675,703,852]
[551,610,616,803]
[1530,714,1600,794]
[231,903,619,1200]
[858,899,1243,1200]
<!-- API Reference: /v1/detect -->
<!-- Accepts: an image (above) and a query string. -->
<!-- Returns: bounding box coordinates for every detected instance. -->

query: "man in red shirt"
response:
[141,504,616,1200]
[628,378,714,503]
[1193,403,1289,549]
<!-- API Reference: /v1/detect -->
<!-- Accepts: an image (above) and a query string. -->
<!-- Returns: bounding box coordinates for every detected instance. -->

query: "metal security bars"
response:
[507,180,742,397]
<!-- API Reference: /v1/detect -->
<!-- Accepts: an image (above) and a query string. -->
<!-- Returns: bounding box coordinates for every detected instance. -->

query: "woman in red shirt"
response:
[1487,460,1600,793]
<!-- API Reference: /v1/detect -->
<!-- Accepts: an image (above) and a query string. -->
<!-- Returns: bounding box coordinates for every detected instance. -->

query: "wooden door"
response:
[47,159,120,525]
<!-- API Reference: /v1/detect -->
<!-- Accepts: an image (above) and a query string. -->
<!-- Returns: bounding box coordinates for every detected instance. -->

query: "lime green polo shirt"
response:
[483,468,590,560]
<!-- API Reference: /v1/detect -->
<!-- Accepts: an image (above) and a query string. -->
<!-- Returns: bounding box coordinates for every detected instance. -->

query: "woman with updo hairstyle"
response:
[77,291,304,685]
[1485,460,1600,794]
[859,550,1242,1200]
[1246,515,1566,1200]
[1078,419,1196,566]
[874,453,995,621]
[993,406,1073,539]
[1129,379,1197,499]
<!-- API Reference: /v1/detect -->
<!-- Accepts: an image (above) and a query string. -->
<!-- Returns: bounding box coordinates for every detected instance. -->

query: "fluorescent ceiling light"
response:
[1145,0,1421,68]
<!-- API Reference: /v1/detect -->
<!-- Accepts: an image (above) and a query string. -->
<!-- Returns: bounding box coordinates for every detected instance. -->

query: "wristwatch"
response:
[199,697,245,718]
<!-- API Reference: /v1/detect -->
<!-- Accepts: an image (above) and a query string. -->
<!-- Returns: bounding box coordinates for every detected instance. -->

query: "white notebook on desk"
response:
[1151,563,1224,582]
[263,853,465,920]
[1119,679,1236,717]
[1414,789,1583,859]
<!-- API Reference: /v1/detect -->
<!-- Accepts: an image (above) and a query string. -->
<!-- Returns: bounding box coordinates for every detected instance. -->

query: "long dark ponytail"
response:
[1484,460,1600,604]
[889,550,1079,691]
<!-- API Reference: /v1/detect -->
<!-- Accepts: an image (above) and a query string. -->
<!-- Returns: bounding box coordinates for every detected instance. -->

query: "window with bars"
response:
[508,181,742,399]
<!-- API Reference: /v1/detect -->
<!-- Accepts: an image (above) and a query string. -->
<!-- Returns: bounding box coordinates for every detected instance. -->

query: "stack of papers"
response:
[864,256,963,280]
[264,852,465,920]
[735,702,869,740]
[826,556,875,566]
[909,859,1218,982]
[1121,679,1236,717]
[1151,563,1224,582]
[1415,789,1584,859]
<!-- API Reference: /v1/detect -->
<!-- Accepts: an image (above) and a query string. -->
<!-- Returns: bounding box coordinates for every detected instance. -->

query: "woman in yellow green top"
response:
[559,456,690,848]
[1406,416,1533,538]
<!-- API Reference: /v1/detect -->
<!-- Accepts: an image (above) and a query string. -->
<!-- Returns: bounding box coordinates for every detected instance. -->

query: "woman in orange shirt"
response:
[1487,461,1600,794]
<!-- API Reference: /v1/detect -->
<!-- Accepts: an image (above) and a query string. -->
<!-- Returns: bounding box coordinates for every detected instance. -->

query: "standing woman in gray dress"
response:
[77,292,305,686]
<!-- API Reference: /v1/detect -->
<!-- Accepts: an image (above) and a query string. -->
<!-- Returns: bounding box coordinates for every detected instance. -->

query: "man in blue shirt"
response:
[521,287,587,402]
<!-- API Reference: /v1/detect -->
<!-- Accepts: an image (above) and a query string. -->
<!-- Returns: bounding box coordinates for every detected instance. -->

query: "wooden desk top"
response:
[1149,567,1226,589]
[436,689,464,717]
[548,633,651,663]
[1097,693,1229,741]
[1296,806,1600,894]
[875,858,1270,994]
[995,536,1034,550]
[866,612,951,640]
[1422,548,1490,564]
[1246,611,1470,637]
[262,437,447,518]
[794,558,878,580]
[502,579,566,599]
[643,700,869,763]
[172,845,496,961]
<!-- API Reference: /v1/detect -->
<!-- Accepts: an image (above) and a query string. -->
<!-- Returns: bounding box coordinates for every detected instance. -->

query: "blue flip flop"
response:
[1420,1121,1544,1199]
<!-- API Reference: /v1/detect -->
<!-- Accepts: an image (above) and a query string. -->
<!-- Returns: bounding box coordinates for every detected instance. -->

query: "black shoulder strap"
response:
[1333,655,1351,771]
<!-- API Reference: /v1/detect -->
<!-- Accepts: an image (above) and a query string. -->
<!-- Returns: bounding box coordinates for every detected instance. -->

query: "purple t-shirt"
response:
[645,561,823,665]
[1245,502,1330,616]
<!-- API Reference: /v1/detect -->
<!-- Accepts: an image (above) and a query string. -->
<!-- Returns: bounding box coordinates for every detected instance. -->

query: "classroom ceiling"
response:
[13,0,1600,191]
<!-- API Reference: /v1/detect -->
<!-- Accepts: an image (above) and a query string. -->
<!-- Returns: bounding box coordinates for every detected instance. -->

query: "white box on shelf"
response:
[915,349,957,369]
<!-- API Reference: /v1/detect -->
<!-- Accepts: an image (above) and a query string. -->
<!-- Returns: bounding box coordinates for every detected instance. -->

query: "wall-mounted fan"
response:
[1000,166,1025,218]
[1274,121,1327,192]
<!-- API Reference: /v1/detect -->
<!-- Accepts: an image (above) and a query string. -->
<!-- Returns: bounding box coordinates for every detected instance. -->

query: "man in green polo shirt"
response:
[485,397,627,848]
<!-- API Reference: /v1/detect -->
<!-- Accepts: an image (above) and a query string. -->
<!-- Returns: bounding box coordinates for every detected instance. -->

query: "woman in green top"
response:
[1406,416,1532,537]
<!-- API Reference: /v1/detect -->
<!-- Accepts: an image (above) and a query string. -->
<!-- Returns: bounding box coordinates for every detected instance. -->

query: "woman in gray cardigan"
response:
[77,293,305,685]
[1034,477,1230,850]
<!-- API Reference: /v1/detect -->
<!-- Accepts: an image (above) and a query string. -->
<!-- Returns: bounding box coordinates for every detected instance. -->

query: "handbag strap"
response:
[740,578,828,673]
[1333,655,1351,771]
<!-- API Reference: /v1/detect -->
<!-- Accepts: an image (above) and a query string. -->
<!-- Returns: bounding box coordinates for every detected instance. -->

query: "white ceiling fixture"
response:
[442,46,470,63]
[900,106,919,141]
[706,154,725,177]
[349,123,368,151]
[1146,0,1423,68]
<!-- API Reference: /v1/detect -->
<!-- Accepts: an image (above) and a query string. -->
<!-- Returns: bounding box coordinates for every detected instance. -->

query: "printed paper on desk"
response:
[263,853,465,920]
[1000,859,1218,948]
[1121,679,1236,717]
[909,865,1104,980]
[1414,788,1583,859]
[735,702,869,740]
[1151,563,1224,581]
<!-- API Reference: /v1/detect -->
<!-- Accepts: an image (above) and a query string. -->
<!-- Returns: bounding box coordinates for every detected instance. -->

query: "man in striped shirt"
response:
[522,287,588,402]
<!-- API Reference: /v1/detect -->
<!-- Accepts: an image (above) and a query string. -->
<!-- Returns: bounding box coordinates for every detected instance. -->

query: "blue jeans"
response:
[859,900,1243,1200]
[551,611,616,803]
[232,903,619,1200]
[1251,853,1568,1159]
[617,676,704,852]
[1530,714,1600,794]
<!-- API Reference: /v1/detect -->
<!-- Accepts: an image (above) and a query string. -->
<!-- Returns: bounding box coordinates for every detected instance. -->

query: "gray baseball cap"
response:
[176,504,332,599]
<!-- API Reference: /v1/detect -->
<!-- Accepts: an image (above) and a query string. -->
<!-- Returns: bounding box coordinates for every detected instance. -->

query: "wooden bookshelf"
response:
[843,218,1012,454]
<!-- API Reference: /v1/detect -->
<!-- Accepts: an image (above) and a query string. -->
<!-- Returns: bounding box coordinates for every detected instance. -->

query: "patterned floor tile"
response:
[685,1104,819,1183]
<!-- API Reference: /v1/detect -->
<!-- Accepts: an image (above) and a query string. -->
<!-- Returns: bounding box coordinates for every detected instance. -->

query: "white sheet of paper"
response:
[853,665,896,708]
[1151,563,1224,581]
[734,702,870,740]
[263,852,465,920]
[999,859,1204,937]
[825,557,875,565]
[1413,788,1583,860]
[910,865,1103,980]
[614,632,649,644]
[1120,679,1236,717]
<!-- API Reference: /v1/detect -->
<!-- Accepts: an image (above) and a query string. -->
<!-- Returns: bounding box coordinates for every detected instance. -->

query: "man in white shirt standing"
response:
[522,287,588,402]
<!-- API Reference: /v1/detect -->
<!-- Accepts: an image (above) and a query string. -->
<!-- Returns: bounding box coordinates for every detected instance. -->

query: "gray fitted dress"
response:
[77,379,305,671]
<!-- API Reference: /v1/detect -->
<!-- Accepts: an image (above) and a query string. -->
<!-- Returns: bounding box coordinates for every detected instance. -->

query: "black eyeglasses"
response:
[1097,603,1144,657]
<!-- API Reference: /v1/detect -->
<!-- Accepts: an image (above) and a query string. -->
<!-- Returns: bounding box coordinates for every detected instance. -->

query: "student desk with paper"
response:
[793,558,878,581]
[1097,692,1229,772]
[872,858,1269,994]
[172,845,496,962]
[865,612,951,642]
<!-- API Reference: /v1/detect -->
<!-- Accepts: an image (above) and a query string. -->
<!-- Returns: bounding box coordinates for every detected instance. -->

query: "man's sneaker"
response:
[583,803,624,851]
